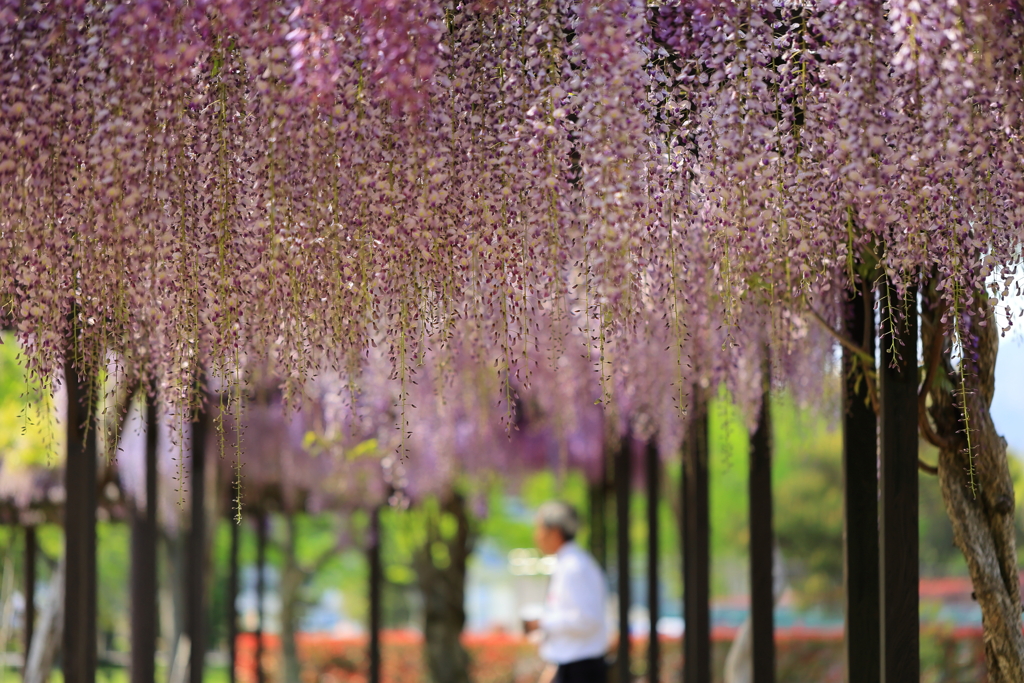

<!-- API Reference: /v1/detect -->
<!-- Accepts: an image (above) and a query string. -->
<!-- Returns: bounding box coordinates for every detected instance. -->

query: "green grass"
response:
[48,665,230,683]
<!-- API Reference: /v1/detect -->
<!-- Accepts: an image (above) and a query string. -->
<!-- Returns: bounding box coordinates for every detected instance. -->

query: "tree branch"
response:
[302,543,341,578]
[806,306,874,364]
[108,372,141,461]
[861,276,874,352]
[919,300,947,402]
[919,300,955,451]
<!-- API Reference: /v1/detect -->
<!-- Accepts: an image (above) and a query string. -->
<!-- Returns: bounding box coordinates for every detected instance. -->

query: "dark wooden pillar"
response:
[188,407,208,683]
[227,501,240,683]
[843,281,880,683]
[24,525,35,657]
[749,380,775,683]
[255,511,267,683]
[615,436,632,683]
[131,394,159,683]
[64,357,97,683]
[645,440,660,683]
[589,465,608,571]
[368,505,383,683]
[879,282,919,682]
[682,391,710,683]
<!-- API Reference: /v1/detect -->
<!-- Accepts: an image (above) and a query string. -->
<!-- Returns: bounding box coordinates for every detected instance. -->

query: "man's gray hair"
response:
[536,501,580,541]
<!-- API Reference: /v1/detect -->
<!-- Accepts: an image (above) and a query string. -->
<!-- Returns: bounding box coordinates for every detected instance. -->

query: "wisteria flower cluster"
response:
[1,0,1021,437]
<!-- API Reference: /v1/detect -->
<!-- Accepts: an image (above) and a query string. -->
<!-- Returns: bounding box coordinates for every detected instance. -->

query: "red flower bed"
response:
[235,627,986,683]
[235,631,543,683]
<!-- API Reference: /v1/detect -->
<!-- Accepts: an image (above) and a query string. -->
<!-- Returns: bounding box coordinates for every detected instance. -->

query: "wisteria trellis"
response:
[1,0,1022,427]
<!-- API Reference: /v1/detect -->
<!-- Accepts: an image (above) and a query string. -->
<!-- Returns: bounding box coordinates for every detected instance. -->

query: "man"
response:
[525,501,609,683]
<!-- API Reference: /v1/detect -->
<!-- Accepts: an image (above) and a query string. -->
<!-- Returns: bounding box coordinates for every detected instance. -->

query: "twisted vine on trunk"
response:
[921,284,1024,682]
[414,491,475,683]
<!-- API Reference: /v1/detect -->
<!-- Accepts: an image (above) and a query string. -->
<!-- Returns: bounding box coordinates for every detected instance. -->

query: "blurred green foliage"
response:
[48,665,231,683]
[0,337,1020,665]
[0,332,58,469]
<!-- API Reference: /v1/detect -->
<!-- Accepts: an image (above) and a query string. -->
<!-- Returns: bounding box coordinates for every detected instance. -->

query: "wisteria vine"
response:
[1,0,1022,439]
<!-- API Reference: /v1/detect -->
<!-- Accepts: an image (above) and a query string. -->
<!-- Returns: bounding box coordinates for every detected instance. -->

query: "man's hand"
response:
[524,619,544,645]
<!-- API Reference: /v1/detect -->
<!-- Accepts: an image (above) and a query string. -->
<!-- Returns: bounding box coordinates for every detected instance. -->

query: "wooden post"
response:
[188,407,208,683]
[227,500,239,683]
[63,357,97,683]
[843,281,880,683]
[615,436,632,683]
[645,440,660,683]
[682,390,710,683]
[368,505,383,683]
[879,282,919,682]
[131,394,159,683]
[749,379,775,683]
[24,525,35,657]
[255,511,267,683]
[589,467,607,571]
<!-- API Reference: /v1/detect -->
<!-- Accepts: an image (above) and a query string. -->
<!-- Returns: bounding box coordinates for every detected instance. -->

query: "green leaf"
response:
[385,564,416,585]
[345,438,379,461]
[439,512,459,541]
[430,540,451,569]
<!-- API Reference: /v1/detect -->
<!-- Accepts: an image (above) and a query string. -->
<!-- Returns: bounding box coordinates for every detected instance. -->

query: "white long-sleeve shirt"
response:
[539,541,609,665]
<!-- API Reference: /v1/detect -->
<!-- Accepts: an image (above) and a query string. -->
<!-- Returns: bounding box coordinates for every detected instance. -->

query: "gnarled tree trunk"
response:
[921,285,1024,682]
[414,491,475,683]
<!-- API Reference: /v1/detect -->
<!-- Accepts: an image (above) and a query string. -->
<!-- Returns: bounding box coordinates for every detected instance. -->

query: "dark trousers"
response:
[554,657,608,683]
